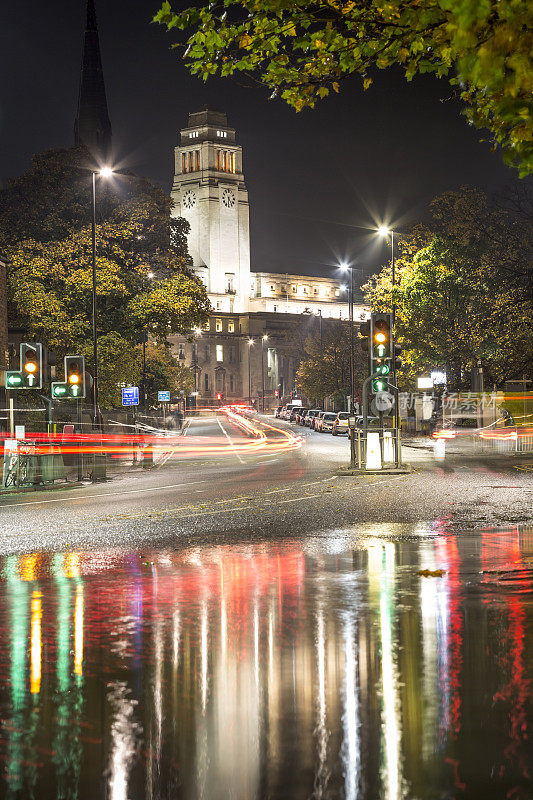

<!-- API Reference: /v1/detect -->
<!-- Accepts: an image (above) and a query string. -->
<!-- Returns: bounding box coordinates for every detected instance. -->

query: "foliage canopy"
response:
[155,0,533,175]
[1,147,210,405]
[363,188,533,390]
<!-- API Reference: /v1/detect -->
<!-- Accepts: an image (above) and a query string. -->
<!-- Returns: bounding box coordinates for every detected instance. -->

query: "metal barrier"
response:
[349,427,401,470]
[474,427,533,455]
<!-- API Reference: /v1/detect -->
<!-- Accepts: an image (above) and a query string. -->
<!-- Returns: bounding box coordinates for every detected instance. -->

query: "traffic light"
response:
[216,392,223,401]
[5,342,43,389]
[370,313,392,393]
[52,355,86,399]
[65,355,86,398]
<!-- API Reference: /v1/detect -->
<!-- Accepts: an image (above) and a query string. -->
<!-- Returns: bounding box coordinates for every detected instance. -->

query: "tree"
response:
[1,146,211,405]
[142,343,194,407]
[363,188,533,390]
[296,320,365,404]
[155,0,533,175]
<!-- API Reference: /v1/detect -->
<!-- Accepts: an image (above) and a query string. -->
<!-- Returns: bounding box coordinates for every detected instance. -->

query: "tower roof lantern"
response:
[188,107,228,128]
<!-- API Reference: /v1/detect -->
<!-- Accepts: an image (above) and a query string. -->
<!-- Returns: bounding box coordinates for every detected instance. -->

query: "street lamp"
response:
[261,334,268,413]
[339,262,355,413]
[90,166,114,428]
[315,309,322,349]
[141,270,155,413]
[377,225,395,321]
[248,339,254,404]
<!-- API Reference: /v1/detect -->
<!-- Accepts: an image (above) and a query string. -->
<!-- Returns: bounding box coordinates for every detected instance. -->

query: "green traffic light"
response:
[373,379,387,392]
[376,364,390,375]
[7,373,23,387]
[376,344,387,358]
[53,384,67,397]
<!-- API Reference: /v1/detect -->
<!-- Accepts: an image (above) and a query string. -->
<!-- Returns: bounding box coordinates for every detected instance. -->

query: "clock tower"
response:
[171,108,251,312]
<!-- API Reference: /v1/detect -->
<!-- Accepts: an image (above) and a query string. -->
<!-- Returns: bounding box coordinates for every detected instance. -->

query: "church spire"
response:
[74,0,112,161]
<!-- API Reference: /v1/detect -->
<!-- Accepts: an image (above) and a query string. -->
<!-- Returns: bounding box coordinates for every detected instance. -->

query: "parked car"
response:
[295,408,309,425]
[318,412,338,432]
[313,411,326,431]
[282,403,302,421]
[305,409,320,427]
[332,411,350,435]
[275,405,283,418]
[289,407,301,423]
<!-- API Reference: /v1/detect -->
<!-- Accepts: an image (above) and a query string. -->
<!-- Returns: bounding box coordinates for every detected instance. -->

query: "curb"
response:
[0,481,85,497]
[338,465,412,475]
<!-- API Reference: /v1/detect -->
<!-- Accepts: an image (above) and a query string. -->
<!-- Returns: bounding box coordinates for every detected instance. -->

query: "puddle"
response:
[0,525,531,799]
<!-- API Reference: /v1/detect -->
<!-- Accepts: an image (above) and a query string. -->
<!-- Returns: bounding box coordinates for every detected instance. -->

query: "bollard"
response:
[383,431,394,463]
[433,438,445,460]
[366,432,382,470]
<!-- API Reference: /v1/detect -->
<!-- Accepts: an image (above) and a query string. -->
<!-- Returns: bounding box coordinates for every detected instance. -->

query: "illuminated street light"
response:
[338,261,355,412]
[261,335,268,413]
[377,225,390,237]
[248,339,254,404]
[90,166,113,434]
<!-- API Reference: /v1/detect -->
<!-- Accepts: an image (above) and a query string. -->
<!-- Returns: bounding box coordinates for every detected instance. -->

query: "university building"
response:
[169,108,368,407]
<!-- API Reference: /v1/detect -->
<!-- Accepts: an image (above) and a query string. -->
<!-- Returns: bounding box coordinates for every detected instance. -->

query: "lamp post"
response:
[377,226,396,322]
[261,334,268,413]
[315,309,322,348]
[340,263,355,412]
[141,270,154,414]
[90,166,113,429]
[191,327,202,414]
[248,338,254,404]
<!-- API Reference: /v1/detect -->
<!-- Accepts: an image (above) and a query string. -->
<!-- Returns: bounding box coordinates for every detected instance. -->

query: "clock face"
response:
[183,190,196,209]
[222,189,235,209]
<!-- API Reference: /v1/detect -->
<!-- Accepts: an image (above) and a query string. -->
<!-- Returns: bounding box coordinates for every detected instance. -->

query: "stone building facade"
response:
[169,109,368,407]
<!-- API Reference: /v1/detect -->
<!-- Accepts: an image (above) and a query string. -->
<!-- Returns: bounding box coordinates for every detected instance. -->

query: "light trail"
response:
[0,409,301,461]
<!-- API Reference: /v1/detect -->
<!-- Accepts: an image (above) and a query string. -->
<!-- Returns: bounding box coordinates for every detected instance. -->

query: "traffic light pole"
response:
[91,172,100,430]
[349,269,355,413]
[390,231,401,467]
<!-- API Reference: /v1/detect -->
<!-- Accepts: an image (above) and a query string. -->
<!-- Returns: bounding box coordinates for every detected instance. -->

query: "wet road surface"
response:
[0,416,532,555]
[0,525,531,799]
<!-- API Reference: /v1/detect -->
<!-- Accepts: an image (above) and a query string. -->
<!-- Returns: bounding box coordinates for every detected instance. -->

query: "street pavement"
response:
[0,413,531,555]
[0,413,532,800]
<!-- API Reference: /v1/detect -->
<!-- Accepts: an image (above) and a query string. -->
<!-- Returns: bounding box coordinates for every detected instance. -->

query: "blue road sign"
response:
[158,390,170,402]
[122,386,139,406]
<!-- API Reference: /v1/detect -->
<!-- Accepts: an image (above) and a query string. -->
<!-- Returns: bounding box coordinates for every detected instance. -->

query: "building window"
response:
[216,318,223,332]
[216,150,235,173]
[313,287,318,294]
[229,374,234,392]
[202,321,210,331]
[270,284,275,292]
[291,285,296,293]
[216,130,228,138]
[204,344,210,361]
[216,345,223,362]
[195,150,200,171]
[178,343,185,360]
[204,373,209,392]
[273,304,277,312]
[335,288,340,296]
[225,273,235,293]
[216,301,222,310]
[192,343,197,360]
[181,153,187,173]
[229,345,236,363]
[188,131,199,138]
[228,320,235,333]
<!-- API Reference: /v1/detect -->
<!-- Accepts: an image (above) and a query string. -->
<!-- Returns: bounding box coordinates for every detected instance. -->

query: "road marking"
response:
[0,480,208,508]
[217,417,246,464]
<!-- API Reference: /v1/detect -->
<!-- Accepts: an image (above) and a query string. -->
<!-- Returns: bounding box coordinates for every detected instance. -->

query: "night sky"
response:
[0,0,527,282]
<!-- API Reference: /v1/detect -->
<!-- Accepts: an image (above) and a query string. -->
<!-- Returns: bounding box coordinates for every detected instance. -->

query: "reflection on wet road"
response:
[0,526,531,799]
